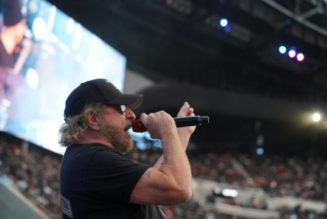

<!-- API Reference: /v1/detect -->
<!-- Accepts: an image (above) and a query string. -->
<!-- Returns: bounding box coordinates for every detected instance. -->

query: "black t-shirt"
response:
[0,39,15,68]
[60,144,167,219]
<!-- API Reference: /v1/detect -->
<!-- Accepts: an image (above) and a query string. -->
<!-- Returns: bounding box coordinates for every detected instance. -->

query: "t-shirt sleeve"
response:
[86,149,149,204]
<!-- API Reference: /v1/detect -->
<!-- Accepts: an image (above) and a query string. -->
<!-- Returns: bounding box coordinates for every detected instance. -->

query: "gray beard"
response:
[99,123,133,154]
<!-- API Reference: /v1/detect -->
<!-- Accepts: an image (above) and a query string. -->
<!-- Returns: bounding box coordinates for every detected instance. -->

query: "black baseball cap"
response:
[3,0,24,26]
[64,79,143,119]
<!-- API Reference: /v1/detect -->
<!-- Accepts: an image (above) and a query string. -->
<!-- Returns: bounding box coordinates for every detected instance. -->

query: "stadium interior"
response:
[1,0,327,219]
[49,0,327,154]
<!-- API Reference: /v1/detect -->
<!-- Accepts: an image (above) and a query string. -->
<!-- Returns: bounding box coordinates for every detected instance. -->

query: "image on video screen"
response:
[0,0,126,154]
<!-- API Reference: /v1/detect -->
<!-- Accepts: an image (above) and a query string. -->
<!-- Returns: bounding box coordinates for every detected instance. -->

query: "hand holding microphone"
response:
[132,102,209,133]
[134,111,177,139]
[132,116,210,132]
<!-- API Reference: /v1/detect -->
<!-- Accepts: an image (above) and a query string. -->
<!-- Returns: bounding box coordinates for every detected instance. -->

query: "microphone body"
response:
[132,116,210,132]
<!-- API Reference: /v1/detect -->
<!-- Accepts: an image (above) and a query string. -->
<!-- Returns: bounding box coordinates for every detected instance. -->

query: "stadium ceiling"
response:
[49,0,327,153]
[50,0,327,100]
[263,0,327,38]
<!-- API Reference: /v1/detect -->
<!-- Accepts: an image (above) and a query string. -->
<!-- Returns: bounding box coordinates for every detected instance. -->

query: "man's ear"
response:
[84,111,100,130]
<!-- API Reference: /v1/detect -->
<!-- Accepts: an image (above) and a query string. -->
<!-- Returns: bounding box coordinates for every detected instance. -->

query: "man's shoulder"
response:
[67,143,129,165]
[67,143,114,153]
[63,143,117,165]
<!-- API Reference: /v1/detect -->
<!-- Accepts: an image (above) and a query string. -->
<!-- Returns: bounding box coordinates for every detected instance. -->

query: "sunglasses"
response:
[109,104,127,114]
[119,105,127,113]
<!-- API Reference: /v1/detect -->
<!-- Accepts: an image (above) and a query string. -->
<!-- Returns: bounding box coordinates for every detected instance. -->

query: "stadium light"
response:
[311,112,322,123]
[277,44,305,63]
[256,147,264,156]
[219,18,228,27]
[288,49,296,58]
[222,189,238,198]
[296,53,305,62]
[278,45,287,54]
[213,187,239,198]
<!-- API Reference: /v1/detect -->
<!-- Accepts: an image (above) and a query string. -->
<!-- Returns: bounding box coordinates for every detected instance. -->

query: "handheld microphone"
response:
[132,116,210,132]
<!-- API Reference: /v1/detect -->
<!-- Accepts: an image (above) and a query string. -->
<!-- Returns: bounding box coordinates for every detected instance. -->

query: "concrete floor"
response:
[0,175,49,219]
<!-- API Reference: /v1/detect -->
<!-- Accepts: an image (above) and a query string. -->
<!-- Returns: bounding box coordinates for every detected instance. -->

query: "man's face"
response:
[98,106,134,154]
[9,19,26,44]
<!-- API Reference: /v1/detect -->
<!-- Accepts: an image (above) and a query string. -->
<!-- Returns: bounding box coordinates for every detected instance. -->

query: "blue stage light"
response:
[256,147,264,156]
[219,18,228,27]
[278,45,287,54]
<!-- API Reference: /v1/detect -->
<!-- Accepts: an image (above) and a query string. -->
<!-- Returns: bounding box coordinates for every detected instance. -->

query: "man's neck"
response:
[1,29,18,54]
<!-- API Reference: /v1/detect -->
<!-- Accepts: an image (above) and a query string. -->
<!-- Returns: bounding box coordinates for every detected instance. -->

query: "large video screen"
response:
[0,0,126,154]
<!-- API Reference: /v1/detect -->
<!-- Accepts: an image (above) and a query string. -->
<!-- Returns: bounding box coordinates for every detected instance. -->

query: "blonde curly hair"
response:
[59,103,105,146]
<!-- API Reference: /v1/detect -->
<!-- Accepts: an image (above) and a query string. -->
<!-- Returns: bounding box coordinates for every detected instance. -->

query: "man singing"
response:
[59,78,196,219]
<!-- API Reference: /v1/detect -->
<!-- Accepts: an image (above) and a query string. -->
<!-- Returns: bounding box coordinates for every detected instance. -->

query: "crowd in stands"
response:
[0,133,61,219]
[237,154,327,202]
[1,132,327,218]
